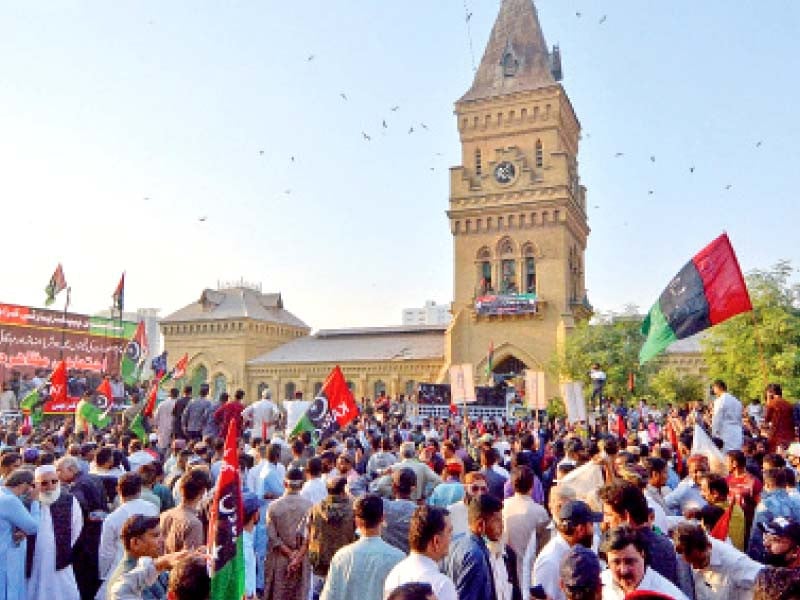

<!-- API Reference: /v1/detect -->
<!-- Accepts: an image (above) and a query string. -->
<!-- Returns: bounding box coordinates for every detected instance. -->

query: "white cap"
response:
[34,464,57,479]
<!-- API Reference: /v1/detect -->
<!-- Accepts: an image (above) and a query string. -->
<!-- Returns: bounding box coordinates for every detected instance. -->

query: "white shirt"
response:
[384,552,458,600]
[447,500,469,539]
[532,532,570,600]
[601,566,689,600]
[247,460,267,494]
[690,538,763,600]
[28,496,83,600]
[241,399,278,439]
[152,397,176,449]
[487,541,513,600]
[503,493,550,593]
[300,477,327,505]
[711,392,743,453]
[127,450,155,473]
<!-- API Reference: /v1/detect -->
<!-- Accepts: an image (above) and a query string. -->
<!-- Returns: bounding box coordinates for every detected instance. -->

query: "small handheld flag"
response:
[112,273,125,315]
[120,322,148,385]
[290,365,358,440]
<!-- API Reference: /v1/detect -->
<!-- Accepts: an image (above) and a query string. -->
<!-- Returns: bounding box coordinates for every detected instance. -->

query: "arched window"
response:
[212,373,227,401]
[535,140,543,168]
[498,238,517,294]
[313,382,323,397]
[476,247,493,294]
[190,365,208,393]
[374,380,386,398]
[525,257,537,294]
[284,382,296,400]
[475,148,482,176]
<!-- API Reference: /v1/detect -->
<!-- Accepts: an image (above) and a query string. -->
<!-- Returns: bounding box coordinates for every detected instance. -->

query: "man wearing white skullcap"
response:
[27,464,83,600]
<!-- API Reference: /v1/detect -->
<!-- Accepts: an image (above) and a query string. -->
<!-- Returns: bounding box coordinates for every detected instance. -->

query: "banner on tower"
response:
[475,293,537,316]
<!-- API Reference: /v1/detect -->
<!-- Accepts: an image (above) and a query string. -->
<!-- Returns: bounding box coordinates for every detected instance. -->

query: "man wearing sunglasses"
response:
[26,464,83,600]
[448,472,489,538]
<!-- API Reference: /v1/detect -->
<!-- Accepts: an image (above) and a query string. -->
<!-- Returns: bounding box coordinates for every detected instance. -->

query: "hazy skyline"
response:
[1,1,797,329]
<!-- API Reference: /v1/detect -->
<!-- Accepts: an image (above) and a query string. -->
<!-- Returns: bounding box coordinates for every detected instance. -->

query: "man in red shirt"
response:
[764,383,795,452]
[726,449,762,541]
[214,389,245,435]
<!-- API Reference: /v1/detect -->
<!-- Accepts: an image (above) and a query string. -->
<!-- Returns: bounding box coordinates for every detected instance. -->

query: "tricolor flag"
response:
[44,264,68,306]
[142,378,161,418]
[639,233,752,364]
[290,365,358,439]
[120,322,148,385]
[112,273,125,314]
[78,401,111,429]
[129,413,147,443]
[709,502,734,541]
[209,419,245,600]
[164,353,188,383]
[19,389,43,426]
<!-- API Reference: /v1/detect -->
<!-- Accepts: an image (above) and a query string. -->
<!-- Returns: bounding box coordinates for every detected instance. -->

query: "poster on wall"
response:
[449,363,476,404]
[524,370,546,411]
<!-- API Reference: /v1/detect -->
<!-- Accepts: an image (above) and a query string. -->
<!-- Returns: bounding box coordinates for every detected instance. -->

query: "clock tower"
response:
[444,0,590,399]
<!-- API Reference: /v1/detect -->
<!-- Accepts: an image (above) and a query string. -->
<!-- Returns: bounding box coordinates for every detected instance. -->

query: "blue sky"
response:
[1,1,797,329]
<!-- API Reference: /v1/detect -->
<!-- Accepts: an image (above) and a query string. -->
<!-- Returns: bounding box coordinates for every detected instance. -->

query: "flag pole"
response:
[60,287,71,360]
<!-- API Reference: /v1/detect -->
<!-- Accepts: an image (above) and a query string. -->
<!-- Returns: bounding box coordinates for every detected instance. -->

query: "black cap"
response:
[560,546,601,589]
[759,516,800,544]
[558,499,603,526]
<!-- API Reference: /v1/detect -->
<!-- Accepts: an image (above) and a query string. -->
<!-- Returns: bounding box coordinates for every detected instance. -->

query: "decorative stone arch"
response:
[475,245,492,260]
[475,342,543,379]
[520,241,542,259]
[496,236,516,257]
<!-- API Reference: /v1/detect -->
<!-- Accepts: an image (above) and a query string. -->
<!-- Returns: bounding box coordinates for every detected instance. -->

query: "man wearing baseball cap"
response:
[753,516,800,600]
[559,545,602,600]
[533,499,602,600]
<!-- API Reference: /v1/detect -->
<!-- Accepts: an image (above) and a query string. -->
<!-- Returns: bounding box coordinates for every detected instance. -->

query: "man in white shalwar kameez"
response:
[26,465,83,600]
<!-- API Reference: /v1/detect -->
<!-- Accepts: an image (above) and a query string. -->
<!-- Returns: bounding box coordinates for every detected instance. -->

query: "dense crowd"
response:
[0,375,798,600]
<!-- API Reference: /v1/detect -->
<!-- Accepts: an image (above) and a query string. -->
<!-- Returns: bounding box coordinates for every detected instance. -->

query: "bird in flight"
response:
[390,106,400,112]
[599,15,607,24]
[650,155,656,162]
[408,126,415,134]
[382,120,388,129]
[690,166,695,173]
[725,184,732,190]
[435,152,443,156]
[284,189,292,195]
[290,156,295,162]
[340,93,348,101]
[421,123,428,130]
[648,190,654,195]
[307,55,315,62]
[198,216,207,222]
[466,12,472,22]
[362,132,371,141]
[576,12,582,18]
[614,152,624,157]
[755,141,763,147]
[259,150,264,155]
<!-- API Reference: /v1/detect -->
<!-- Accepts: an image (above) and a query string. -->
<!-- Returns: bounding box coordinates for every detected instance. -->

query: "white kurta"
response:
[711,392,743,453]
[27,497,82,600]
[242,400,278,440]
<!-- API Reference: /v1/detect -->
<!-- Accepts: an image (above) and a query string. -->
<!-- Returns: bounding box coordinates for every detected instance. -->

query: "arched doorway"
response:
[212,373,227,401]
[190,365,208,394]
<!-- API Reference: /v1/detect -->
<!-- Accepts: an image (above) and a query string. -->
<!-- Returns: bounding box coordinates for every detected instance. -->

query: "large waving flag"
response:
[142,377,162,418]
[209,419,245,600]
[50,360,67,404]
[639,233,752,364]
[162,353,188,384]
[120,322,148,385]
[291,365,358,439]
[44,264,68,306]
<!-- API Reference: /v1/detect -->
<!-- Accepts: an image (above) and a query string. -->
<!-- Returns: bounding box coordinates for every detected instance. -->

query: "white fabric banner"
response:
[561,381,587,424]
[559,462,604,502]
[691,424,728,475]
[284,400,311,436]
[449,363,477,404]
[525,370,546,410]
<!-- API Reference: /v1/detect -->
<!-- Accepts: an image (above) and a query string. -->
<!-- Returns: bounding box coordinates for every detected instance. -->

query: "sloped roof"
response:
[460,0,557,103]
[248,325,446,364]
[163,287,308,329]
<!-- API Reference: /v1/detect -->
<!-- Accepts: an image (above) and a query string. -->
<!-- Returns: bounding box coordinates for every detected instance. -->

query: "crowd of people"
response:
[0,375,798,600]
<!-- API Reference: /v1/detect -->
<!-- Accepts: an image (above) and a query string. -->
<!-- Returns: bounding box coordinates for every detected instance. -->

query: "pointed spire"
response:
[460,0,557,103]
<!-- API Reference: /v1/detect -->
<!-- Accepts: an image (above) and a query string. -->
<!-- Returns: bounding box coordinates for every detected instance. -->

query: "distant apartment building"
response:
[402,301,451,326]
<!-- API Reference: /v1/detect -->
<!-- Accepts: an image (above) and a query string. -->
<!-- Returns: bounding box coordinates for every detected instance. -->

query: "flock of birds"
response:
[148,5,767,223]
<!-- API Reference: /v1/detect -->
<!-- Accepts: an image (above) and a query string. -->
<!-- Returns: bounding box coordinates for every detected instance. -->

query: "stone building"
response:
[161,0,594,405]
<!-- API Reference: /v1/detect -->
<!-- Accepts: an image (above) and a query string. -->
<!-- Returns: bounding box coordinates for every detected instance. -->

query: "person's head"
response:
[399,442,416,460]
[391,467,417,499]
[643,457,667,489]
[700,473,728,505]
[267,443,281,464]
[599,481,649,529]
[766,383,783,399]
[671,521,712,570]
[121,515,162,558]
[409,505,452,561]
[559,545,603,600]
[326,476,347,497]
[182,385,192,397]
[306,457,322,478]
[467,493,503,541]
[0,452,21,475]
[285,467,304,493]
[764,468,788,492]
[55,455,81,484]
[686,455,710,485]
[480,448,497,469]
[557,499,602,548]
[291,439,304,458]
[463,471,488,500]
[95,446,114,468]
[386,582,436,600]
[726,449,746,474]
[336,453,354,475]
[759,517,800,567]
[34,464,61,505]
[511,465,534,495]
[711,379,727,396]
[601,525,649,594]
[549,484,577,518]
[118,472,143,501]
[242,493,261,528]
[167,555,210,600]
[235,389,245,402]
[354,494,383,534]
[169,388,179,399]
[179,470,209,505]
[4,469,34,499]
[129,439,143,454]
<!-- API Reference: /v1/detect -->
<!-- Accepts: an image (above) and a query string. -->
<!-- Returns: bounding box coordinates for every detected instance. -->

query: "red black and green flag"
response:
[112,273,125,315]
[290,365,359,440]
[120,321,148,385]
[44,263,68,306]
[209,419,245,600]
[639,233,752,364]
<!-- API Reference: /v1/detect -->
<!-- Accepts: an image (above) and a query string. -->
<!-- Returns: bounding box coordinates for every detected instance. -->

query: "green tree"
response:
[648,367,705,406]
[702,261,800,400]
[553,313,657,400]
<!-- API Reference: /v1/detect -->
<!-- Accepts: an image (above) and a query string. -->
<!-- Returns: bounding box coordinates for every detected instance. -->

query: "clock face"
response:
[494,161,516,184]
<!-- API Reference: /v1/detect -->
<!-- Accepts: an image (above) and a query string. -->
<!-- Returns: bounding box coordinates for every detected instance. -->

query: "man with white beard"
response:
[26,464,83,600]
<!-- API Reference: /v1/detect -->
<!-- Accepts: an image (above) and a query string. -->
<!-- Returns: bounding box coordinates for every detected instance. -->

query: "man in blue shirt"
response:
[320,494,404,600]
